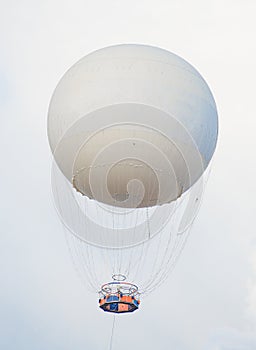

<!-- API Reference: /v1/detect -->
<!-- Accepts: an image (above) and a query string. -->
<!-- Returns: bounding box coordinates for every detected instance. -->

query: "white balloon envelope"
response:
[48,44,218,209]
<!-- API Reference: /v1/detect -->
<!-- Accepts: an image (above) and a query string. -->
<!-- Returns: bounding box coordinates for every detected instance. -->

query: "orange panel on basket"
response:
[119,303,129,312]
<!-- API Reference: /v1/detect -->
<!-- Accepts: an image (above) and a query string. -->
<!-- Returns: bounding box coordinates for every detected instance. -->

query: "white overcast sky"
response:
[1,1,256,349]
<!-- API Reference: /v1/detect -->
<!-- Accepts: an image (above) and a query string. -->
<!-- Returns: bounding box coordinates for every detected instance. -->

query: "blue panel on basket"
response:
[110,303,118,311]
[107,296,119,302]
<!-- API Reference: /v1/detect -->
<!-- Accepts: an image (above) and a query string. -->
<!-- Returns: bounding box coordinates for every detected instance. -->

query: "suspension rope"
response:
[109,315,116,350]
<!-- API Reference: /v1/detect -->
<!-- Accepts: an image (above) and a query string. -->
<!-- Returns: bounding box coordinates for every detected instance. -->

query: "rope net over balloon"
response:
[51,116,208,296]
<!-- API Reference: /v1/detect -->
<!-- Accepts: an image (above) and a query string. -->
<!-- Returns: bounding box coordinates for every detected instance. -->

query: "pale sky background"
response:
[1,0,256,349]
